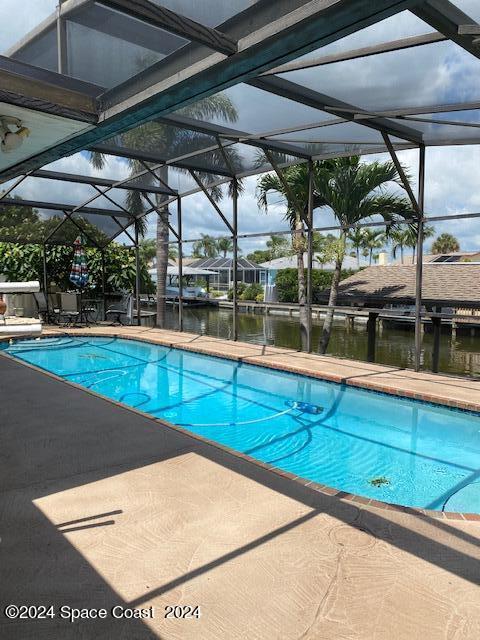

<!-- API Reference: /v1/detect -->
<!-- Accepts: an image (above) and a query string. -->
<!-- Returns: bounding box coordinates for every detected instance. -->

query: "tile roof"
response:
[321,264,480,308]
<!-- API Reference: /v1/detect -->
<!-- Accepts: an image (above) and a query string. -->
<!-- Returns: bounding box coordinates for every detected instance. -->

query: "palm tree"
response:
[257,163,313,349]
[194,234,214,258]
[257,158,415,352]
[362,229,386,265]
[192,233,218,258]
[431,232,460,255]
[347,227,366,267]
[403,224,435,263]
[216,236,234,257]
[313,156,415,354]
[88,95,239,327]
[139,238,156,265]
[390,228,408,264]
[266,234,290,259]
[390,224,434,264]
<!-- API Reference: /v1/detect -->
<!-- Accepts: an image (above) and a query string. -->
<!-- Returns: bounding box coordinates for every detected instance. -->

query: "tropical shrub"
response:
[227,282,246,300]
[275,268,357,303]
[0,242,154,293]
[240,283,264,301]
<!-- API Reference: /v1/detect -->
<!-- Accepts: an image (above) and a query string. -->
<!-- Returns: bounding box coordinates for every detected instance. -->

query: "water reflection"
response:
[164,306,480,378]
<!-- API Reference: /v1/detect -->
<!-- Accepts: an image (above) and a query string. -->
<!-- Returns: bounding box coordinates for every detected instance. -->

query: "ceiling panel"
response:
[0,103,94,176]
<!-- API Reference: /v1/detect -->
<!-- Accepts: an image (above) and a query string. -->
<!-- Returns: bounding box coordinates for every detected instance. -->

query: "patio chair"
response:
[57,293,81,326]
[105,293,133,325]
[33,292,61,324]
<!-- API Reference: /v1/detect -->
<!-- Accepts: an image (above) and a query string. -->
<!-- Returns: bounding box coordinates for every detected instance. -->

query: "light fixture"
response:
[0,116,30,154]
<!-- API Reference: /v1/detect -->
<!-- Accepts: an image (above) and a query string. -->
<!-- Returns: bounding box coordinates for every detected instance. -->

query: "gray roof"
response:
[189,257,265,270]
[320,264,480,309]
[261,253,360,270]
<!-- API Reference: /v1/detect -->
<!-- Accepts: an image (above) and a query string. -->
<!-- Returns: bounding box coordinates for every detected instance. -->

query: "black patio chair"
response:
[33,292,61,324]
[105,293,133,325]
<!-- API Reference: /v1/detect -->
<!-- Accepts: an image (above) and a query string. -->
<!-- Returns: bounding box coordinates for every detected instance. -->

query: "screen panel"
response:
[279,40,480,114]
[9,25,58,72]
[267,121,408,145]
[288,9,436,65]
[0,202,64,244]
[65,2,188,88]
[174,83,336,136]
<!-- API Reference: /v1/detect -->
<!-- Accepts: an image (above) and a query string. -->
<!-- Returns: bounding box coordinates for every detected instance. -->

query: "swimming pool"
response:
[3,336,479,513]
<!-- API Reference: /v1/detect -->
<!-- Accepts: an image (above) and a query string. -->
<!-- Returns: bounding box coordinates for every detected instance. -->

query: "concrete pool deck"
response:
[1,327,480,639]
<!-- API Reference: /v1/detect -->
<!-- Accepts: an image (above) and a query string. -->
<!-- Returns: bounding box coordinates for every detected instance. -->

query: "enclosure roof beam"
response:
[159,113,311,160]
[249,75,425,145]
[138,161,177,194]
[381,132,421,217]
[412,0,480,60]
[188,170,234,234]
[0,197,133,219]
[89,143,234,177]
[31,169,176,196]
[0,55,99,122]
[99,0,237,55]
[262,31,446,75]
[245,118,347,140]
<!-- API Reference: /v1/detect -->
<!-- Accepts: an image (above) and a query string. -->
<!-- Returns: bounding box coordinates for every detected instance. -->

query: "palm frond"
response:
[88,151,107,170]
[177,93,238,124]
[256,173,284,212]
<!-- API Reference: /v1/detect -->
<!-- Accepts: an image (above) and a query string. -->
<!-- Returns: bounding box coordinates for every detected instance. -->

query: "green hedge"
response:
[275,268,356,303]
[227,282,264,302]
[0,242,154,294]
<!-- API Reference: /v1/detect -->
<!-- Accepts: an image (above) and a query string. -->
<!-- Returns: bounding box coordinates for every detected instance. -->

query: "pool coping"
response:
[43,327,480,413]
[1,328,479,523]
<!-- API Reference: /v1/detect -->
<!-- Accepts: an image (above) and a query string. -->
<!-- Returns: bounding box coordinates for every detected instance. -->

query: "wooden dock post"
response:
[345,315,355,331]
[367,312,378,363]
[451,320,457,341]
[432,317,441,373]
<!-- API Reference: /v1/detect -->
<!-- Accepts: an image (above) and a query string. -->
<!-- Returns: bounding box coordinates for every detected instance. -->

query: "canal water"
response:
[163,306,480,378]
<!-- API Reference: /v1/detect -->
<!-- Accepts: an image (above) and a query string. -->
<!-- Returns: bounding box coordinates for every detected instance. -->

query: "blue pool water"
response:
[3,336,480,513]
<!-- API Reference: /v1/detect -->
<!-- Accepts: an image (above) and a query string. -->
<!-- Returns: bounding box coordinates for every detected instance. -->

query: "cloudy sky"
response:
[2,0,480,257]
